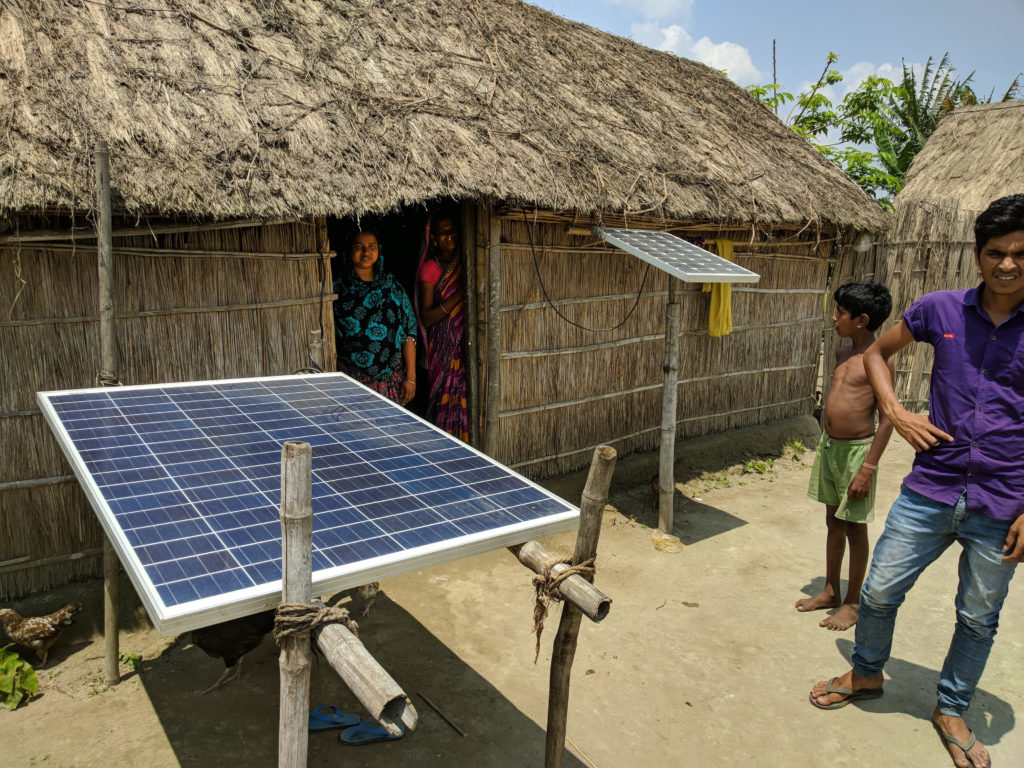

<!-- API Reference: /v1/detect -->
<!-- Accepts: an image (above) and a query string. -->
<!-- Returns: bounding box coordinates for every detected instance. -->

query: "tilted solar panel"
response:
[594,227,760,284]
[38,374,578,635]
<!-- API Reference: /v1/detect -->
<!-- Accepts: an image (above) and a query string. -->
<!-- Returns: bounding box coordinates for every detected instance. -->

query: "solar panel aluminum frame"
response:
[593,227,760,284]
[37,374,579,636]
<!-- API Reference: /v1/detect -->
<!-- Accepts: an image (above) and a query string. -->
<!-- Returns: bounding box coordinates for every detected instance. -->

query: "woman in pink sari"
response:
[416,213,469,442]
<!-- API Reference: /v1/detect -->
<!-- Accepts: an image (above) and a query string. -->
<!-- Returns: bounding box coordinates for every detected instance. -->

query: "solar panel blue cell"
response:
[38,373,578,634]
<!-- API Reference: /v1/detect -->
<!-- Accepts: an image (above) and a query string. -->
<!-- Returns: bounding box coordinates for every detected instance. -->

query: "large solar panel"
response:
[594,227,760,284]
[38,374,578,635]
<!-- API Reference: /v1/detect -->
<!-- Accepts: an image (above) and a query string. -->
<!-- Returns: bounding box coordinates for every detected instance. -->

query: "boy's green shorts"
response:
[807,432,876,523]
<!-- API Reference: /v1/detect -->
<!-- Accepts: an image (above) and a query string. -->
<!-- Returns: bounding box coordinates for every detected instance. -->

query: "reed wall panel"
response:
[493,212,831,476]
[1,216,334,599]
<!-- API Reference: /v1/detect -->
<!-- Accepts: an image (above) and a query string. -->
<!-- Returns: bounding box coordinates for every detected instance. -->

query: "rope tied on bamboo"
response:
[272,603,359,644]
[531,556,596,663]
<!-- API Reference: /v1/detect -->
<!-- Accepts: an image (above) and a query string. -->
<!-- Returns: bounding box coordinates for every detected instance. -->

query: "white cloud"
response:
[691,37,761,84]
[839,61,901,96]
[630,22,762,85]
[612,0,694,21]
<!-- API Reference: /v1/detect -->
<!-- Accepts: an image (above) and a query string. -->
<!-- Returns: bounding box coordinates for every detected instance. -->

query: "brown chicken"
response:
[0,603,81,666]
[191,610,275,695]
[356,582,380,617]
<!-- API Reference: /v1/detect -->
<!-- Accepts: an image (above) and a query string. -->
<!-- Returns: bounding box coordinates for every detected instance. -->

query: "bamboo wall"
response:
[480,207,835,477]
[0,217,334,601]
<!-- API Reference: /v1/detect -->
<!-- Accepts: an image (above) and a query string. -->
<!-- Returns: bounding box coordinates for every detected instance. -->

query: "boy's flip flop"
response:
[809,677,884,710]
[339,719,405,745]
[308,705,361,731]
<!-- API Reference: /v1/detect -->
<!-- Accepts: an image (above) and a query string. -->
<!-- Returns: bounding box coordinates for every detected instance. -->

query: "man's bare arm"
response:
[863,321,953,452]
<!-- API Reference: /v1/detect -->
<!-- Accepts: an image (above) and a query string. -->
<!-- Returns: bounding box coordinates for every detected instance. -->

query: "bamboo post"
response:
[508,540,611,622]
[658,278,682,534]
[461,198,480,448]
[278,441,313,768]
[314,611,418,735]
[483,202,502,458]
[95,139,120,688]
[545,445,617,768]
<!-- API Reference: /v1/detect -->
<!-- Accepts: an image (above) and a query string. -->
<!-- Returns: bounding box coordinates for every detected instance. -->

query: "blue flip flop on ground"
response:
[308,705,361,731]
[339,719,405,745]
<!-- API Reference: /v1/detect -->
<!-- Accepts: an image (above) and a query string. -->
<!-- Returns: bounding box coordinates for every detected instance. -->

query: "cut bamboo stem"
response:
[659,278,682,534]
[508,540,610,622]
[545,445,617,768]
[462,198,480,448]
[95,139,121,689]
[278,441,313,768]
[314,610,418,735]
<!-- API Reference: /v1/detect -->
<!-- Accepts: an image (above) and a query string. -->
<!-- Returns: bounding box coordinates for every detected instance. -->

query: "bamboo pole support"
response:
[545,445,617,768]
[278,441,313,768]
[461,198,480,448]
[314,611,418,735]
[95,139,121,689]
[483,202,502,458]
[507,540,611,622]
[658,278,682,534]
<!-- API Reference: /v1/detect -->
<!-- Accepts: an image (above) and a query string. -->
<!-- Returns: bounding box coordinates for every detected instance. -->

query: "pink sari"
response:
[416,220,469,442]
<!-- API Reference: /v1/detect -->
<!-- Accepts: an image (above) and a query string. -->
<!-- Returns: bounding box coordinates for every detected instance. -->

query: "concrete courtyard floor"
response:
[3,418,1022,767]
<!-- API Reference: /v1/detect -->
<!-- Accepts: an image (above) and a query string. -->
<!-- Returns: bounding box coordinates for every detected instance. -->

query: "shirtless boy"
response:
[797,282,894,630]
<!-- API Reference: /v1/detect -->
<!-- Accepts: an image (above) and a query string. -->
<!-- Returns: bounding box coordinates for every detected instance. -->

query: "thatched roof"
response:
[0,0,886,229]
[899,101,1024,212]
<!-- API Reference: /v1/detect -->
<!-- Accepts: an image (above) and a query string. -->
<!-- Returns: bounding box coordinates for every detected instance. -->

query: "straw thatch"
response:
[863,101,1024,409]
[0,0,885,231]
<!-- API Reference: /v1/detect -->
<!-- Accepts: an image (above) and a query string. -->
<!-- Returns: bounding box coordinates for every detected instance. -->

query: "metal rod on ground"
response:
[658,277,682,534]
[483,201,502,457]
[314,605,418,735]
[95,138,120,688]
[545,445,617,768]
[278,441,313,768]
[508,540,611,622]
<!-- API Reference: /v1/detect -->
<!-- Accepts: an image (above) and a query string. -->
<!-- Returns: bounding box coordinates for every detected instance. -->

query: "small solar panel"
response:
[594,227,760,284]
[38,374,578,635]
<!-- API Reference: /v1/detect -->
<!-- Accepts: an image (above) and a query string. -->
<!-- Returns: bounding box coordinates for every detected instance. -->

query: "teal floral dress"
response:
[333,254,417,400]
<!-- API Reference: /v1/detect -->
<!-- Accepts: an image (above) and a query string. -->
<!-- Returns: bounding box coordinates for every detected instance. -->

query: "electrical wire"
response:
[523,211,649,332]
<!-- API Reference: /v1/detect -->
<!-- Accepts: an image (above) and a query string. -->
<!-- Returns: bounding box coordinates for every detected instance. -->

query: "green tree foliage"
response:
[748,53,1022,209]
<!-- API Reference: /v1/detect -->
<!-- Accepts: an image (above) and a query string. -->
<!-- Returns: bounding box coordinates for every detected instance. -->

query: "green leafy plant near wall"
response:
[1,644,39,710]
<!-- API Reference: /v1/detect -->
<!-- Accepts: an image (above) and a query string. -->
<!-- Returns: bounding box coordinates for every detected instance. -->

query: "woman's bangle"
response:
[440,301,450,314]
[862,462,877,471]
[407,379,416,384]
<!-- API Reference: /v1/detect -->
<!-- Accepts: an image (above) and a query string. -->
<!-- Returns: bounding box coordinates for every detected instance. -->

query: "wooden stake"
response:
[484,201,502,458]
[278,442,313,768]
[95,139,120,689]
[545,445,617,768]
[658,278,682,534]
[508,540,611,622]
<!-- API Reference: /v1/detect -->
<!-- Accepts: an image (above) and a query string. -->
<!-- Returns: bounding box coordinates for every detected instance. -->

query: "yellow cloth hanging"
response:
[702,239,734,337]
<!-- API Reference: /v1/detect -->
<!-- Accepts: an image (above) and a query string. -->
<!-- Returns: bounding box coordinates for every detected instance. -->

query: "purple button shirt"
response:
[902,285,1024,521]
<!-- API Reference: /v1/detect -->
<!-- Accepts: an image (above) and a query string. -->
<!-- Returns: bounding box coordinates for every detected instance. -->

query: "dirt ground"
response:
[3,415,1023,767]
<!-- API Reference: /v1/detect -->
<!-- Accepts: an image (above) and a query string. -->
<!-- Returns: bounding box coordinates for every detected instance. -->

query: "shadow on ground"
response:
[136,592,584,768]
[830,637,1016,748]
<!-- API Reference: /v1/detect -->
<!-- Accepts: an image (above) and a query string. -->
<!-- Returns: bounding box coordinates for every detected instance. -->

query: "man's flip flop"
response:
[932,721,986,767]
[308,705,361,731]
[809,677,884,710]
[340,719,405,745]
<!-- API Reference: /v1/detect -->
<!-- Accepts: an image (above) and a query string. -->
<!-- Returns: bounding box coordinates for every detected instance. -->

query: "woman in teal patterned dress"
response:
[334,228,418,404]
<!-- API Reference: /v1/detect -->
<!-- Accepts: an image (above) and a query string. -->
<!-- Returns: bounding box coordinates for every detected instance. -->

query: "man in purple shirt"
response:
[810,194,1024,768]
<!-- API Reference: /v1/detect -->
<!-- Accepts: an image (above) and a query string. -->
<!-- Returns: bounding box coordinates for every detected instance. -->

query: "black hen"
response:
[191,610,275,694]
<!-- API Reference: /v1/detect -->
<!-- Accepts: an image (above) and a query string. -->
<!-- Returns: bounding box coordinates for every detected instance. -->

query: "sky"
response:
[529,0,1022,108]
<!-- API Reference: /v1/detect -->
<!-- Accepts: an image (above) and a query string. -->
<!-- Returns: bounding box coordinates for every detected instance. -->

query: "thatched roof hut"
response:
[842,101,1024,410]
[1,0,886,601]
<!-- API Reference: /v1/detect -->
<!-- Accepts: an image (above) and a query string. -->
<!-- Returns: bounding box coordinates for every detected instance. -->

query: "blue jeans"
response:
[851,486,1018,716]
